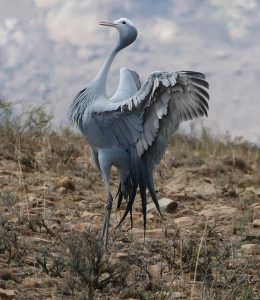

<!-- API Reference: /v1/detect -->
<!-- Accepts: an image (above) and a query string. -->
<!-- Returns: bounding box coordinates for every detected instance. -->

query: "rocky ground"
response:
[0,126,259,299]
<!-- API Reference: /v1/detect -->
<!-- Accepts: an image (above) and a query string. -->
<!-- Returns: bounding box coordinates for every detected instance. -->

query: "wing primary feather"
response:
[190,95,208,116]
[191,83,210,100]
[175,94,189,121]
[179,71,206,79]
[194,92,209,110]
[188,77,209,89]
[181,98,198,119]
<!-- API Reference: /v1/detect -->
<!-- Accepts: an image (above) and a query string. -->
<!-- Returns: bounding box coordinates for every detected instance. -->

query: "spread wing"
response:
[110,67,141,103]
[105,70,209,168]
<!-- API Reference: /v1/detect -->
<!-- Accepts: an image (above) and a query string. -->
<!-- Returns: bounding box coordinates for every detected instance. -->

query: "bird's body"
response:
[69,18,209,249]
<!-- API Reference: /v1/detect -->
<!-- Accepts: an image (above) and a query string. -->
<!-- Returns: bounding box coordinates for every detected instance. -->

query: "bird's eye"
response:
[122,21,126,24]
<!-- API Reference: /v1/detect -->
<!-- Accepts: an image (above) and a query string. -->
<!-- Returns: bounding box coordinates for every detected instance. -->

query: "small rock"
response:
[253,219,260,228]
[229,258,247,269]
[164,171,187,195]
[115,252,129,260]
[174,209,195,218]
[172,292,183,299]
[198,208,215,218]
[56,177,75,191]
[0,288,15,300]
[218,206,237,215]
[246,187,260,197]
[198,182,216,197]
[28,193,37,202]
[241,244,260,255]
[199,206,237,217]
[147,198,178,214]
[148,263,161,280]
[174,216,195,227]
[253,205,260,218]
[57,187,67,194]
[81,211,102,218]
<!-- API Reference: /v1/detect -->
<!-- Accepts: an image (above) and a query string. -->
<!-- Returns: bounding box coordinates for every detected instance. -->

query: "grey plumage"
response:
[69,17,209,250]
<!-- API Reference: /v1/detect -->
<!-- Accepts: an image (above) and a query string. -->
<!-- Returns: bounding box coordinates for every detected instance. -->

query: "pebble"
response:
[147,198,178,214]
[174,209,195,218]
[56,176,75,191]
[57,187,67,194]
[115,252,129,260]
[246,187,260,197]
[174,216,195,227]
[253,205,260,218]
[148,263,161,280]
[252,219,260,228]
[241,244,260,255]
[172,292,183,299]
[199,206,237,218]
[198,208,215,218]
[0,288,15,300]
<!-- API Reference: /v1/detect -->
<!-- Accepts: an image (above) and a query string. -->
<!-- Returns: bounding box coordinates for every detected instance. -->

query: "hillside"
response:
[0,108,259,299]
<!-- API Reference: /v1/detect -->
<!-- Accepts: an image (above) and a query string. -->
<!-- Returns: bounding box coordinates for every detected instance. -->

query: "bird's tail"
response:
[116,147,162,230]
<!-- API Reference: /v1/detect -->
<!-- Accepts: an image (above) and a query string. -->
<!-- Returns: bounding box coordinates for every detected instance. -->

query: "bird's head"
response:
[99,17,138,50]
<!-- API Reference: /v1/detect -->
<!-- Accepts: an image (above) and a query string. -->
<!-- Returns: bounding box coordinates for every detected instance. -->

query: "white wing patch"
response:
[110,67,141,103]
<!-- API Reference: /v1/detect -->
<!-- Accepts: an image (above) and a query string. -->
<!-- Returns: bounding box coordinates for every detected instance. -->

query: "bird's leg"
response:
[102,192,113,251]
[99,162,113,252]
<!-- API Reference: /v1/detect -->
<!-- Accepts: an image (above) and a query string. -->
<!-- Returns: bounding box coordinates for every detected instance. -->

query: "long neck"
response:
[94,46,120,96]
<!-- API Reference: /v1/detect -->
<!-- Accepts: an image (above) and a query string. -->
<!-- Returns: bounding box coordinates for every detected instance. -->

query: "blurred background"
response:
[0,0,259,143]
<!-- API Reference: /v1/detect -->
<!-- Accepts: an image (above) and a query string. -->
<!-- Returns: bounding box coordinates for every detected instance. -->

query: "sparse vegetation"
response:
[0,100,259,299]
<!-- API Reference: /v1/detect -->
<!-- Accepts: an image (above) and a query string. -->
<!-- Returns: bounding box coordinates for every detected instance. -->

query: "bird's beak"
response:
[99,21,116,27]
